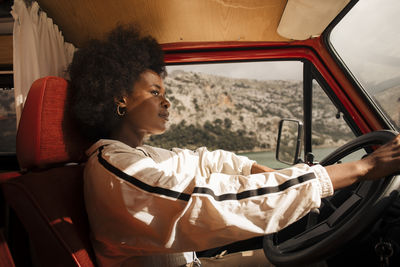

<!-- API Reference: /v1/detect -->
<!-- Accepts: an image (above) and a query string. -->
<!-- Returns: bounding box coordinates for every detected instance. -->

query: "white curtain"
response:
[11,0,76,123]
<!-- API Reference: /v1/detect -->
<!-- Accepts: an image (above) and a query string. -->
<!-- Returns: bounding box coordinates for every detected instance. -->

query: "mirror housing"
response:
[276,119,303,165]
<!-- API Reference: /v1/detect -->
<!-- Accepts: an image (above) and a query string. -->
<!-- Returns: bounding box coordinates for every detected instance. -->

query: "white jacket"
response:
[84,139,333,267]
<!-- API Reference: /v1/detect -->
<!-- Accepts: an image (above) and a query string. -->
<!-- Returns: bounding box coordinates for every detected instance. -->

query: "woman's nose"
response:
[161,95,170,109]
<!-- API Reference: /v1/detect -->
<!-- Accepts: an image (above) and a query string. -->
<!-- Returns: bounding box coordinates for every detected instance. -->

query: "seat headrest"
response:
[16,76,90,170]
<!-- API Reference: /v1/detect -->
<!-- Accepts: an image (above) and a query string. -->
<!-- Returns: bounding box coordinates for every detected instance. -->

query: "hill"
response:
[374,85,400,128]
[147,70,354,152]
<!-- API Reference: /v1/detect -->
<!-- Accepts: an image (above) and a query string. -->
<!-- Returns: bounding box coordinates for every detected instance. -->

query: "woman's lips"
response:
[159,113,169,121]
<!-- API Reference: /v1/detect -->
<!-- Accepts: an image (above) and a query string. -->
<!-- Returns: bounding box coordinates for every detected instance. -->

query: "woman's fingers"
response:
[362,134,400,180]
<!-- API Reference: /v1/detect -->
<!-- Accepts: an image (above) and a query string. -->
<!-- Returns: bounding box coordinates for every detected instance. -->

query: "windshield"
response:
[329,0,400,130]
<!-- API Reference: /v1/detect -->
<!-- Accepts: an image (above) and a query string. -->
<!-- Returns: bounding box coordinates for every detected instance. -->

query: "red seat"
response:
[1,76,96,266]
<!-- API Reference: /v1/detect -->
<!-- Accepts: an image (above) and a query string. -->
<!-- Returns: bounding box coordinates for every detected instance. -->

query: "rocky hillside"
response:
[147,70,354,152]
[0,88,17,152]
[374,85,400,128]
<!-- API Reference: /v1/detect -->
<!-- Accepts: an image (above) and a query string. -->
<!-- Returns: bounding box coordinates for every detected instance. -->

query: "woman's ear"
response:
[115,96,128,116]
[114,96,128,108]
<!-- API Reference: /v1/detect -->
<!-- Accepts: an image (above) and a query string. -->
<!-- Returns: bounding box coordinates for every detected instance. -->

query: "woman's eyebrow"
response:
[151,84,162,89]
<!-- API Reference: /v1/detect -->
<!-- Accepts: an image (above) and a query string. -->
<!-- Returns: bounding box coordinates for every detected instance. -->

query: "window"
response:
[147,61,302,168]
[0,72,16,153]
[146,60,357,168]
[330,0,400,130]
[311,79,359,162]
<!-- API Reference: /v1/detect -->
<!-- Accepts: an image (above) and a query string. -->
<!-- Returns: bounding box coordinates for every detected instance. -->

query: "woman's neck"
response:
[110,124,145,148]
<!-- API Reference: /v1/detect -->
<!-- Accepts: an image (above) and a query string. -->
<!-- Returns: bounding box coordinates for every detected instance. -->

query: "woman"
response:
[68,25,400,267]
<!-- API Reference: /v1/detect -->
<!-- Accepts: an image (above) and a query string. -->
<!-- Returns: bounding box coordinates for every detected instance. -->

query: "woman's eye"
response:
[151,90,160,96]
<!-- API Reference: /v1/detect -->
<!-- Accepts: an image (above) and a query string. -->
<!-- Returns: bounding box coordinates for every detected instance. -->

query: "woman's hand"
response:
[359,133,400,181]
[326,134,400,190]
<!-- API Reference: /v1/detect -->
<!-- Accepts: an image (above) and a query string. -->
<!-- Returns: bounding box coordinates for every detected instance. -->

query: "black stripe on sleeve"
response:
[97,146,191,201]
[97,146,316,202]
[193,173,315,201]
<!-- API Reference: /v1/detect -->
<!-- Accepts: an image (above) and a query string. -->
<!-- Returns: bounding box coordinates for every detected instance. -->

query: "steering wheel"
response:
[263,130,400,266]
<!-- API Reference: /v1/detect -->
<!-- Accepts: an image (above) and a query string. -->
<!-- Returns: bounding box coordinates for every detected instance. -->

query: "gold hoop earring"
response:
[117,105,126,116]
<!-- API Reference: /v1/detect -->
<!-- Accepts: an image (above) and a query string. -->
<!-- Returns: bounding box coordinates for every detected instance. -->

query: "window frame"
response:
[164,44,365,162]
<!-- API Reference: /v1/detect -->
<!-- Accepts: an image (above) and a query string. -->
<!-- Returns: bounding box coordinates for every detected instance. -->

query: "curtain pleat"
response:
[11,0,76,124]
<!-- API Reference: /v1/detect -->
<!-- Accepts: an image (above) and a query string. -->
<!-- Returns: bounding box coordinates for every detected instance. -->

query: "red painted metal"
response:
[162,41,294,51]
[162,38,385,134]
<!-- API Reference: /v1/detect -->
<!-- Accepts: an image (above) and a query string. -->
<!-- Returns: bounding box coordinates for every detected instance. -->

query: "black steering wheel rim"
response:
[263,130,399,266]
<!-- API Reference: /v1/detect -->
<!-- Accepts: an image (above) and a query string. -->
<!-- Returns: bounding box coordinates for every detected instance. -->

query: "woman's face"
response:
[122,69,170,136]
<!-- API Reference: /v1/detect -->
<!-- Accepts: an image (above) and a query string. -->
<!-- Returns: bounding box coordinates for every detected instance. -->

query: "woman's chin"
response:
[149,128,167,136]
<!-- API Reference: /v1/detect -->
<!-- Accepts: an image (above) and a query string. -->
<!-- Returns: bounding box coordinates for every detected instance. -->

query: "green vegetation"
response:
[148,119,258,152]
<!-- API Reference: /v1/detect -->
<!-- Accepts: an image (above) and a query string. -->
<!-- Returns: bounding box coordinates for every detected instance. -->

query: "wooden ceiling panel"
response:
[36,0,289,47]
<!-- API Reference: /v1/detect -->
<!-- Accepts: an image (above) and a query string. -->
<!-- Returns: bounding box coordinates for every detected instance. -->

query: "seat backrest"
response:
[2,76,96,267]
[16,76,88,170]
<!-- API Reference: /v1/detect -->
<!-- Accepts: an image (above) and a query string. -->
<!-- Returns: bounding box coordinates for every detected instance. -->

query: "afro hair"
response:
[68,24,166,142]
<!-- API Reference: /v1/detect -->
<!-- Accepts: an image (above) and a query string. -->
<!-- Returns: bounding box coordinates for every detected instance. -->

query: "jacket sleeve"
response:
[84,144,334,256]
[193,147,256,176]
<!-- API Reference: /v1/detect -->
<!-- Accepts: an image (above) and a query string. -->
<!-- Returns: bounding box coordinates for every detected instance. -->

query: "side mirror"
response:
[276,119,303,165]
